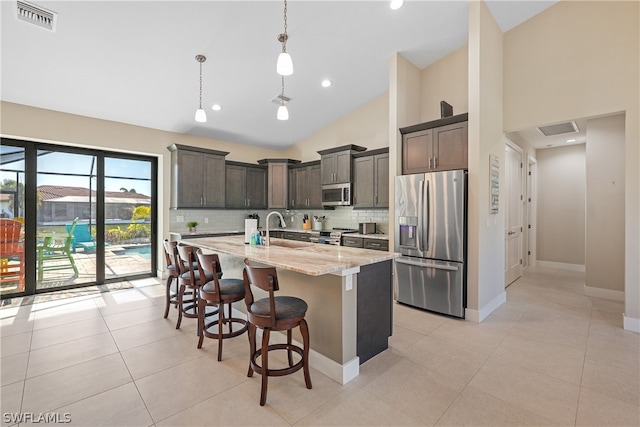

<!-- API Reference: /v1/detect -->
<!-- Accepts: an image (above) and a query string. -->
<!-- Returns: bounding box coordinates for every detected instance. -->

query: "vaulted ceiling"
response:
[1,1,557,150]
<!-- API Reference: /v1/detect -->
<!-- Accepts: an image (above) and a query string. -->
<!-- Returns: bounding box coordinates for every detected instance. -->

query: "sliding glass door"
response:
[104,157,154,280]
[0,138,156,298]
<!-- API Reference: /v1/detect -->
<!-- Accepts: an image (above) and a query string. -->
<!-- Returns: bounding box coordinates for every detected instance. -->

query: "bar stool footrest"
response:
[250,343,304,377]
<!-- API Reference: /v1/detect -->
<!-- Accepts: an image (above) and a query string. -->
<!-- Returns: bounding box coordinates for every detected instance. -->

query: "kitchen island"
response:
[180,235,395,384]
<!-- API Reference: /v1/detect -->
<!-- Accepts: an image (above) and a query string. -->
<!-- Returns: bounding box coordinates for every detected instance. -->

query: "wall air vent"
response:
[271,94,291,105]
[537,121,579,137]
[16,1,57,32]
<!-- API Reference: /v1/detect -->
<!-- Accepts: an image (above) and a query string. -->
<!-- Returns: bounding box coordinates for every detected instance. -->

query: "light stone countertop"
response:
[181,235,396,276]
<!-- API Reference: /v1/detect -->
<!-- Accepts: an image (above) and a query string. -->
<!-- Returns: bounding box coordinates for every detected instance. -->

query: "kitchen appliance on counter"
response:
[321,183,351,206]
[359,222,376,234]
[309,228,358,245]
[247,213,260,228]
[394,170,467,318]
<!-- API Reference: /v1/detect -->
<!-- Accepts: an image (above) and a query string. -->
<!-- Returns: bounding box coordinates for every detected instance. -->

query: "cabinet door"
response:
[268,163,288,209]
[374,153,389,207]
[335,150,352,183]
[203,154,225,207]
[353,156,374,208]
[307,164,322,208]
[177,150,205,207]
[402,129,433,174]
[246,167,266,209]
[225,165,246,208]
[320,153,336,184]
[293,167,309,207]
[433,121,468,171]
[288,168,297,207]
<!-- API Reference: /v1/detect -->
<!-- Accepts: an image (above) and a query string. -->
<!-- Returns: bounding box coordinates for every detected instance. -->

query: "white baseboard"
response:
[234,307,359,385]
[583,285,625,302]
[536,260,585,272]
[465,291,507,323]
[623,315,640,333]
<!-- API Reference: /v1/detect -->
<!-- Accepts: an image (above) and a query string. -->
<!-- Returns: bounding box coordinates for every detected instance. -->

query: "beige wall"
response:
[536,144,586,266]
[281,93,389,162]
[466,0,506,320]
[586,114,625,292]
[0,101,281,273]
[503,0,639,324]
[421,45,469,122]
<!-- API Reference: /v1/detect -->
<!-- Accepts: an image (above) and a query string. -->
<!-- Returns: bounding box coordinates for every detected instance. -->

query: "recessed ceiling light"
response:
[390,0,404,10]
[212,104,222,111]
[321,79,332,88]
[565,138,576,143]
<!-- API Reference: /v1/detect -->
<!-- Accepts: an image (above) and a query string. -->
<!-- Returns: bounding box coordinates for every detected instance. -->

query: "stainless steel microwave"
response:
[322,183,351,206]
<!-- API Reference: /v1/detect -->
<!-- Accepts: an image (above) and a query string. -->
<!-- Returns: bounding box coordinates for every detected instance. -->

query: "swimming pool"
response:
[122,245,151,259]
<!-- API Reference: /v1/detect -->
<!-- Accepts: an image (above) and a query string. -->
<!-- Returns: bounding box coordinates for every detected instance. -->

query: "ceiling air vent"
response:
[16,1,57,32]
[271,94,291,105]
[537,121,579,137]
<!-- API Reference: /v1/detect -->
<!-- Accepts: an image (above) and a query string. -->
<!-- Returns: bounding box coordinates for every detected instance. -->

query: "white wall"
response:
[503,0,639,329]
[585,114,625,294]
[421,45,469,122]
[466,0,506,321]
[281,93,389,162]
[536,144,586,268]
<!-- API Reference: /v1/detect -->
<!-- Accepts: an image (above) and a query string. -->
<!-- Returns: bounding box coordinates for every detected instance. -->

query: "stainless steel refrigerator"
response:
[394,170,467,318]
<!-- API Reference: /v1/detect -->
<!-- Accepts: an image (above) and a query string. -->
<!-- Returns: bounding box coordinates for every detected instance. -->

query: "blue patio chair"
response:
[68,223,97,253]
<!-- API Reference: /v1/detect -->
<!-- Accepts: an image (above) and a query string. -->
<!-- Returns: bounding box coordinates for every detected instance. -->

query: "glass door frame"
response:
[0,137,157,299]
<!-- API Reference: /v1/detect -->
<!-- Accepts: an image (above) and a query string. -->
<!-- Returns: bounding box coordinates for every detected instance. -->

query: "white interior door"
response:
[505,144,524,286]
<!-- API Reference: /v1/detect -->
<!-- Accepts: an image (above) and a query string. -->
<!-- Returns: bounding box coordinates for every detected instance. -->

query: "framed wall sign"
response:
[490,154,499,214]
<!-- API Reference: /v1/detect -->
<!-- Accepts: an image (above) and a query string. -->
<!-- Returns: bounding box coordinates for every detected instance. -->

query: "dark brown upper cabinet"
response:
[225,162,267,209]
[353,148,389,208]
[401,113,468,174]
[289,161,322,209]
[168,144,228,208]
[318,144,367,185]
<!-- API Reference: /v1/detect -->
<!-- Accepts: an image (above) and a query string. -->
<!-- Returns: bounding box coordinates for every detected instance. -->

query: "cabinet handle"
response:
[429,157,433,169]
[247,198,250,207]
[200,195,204,206]
[434,157,438,168]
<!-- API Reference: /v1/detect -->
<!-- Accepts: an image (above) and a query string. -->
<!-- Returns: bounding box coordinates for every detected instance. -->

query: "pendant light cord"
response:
[281,75,285,105]
[282,0,288,53]
[198,60,203,109]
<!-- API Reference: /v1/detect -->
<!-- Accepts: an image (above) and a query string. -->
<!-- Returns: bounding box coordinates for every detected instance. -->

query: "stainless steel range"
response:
[309,228,358,245]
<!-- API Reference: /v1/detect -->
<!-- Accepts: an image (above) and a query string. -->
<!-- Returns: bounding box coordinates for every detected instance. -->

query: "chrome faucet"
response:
[264,211,286,247]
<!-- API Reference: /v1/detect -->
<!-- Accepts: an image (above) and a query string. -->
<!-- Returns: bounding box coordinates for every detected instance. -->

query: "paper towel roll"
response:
[245,219,257,244]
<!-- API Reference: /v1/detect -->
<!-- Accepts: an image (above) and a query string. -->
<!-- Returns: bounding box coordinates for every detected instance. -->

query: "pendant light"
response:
[194,54,207,123]
[276,0,293,76]
[277,76,289,120]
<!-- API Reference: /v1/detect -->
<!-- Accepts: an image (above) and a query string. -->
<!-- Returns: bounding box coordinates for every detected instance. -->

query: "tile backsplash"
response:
[169,207,389,235]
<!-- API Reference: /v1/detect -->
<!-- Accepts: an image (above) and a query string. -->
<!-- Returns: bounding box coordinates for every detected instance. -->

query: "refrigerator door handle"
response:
[395,258,459,271]
[425,179,430,252]
[417,179,424,252]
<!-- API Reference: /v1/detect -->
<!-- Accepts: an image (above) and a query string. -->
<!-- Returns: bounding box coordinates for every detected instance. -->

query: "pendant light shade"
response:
[195,108,207,122]
[194,54,207,123]
[276,1,293,76]
[277,105,289,120]
[276,51,293,76]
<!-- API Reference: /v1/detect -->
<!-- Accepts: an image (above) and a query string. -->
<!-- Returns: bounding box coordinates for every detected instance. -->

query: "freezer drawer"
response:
[393,256,465,318]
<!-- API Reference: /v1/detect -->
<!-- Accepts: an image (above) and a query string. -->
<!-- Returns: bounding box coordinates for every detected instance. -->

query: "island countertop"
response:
[180,235,395,276]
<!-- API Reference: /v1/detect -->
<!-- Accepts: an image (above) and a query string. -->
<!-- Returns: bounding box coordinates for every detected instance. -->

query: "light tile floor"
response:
[1,268,638,426]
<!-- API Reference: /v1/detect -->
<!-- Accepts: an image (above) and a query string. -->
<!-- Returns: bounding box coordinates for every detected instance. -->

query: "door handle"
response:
[508,231,516,235]
[395,258,459,271]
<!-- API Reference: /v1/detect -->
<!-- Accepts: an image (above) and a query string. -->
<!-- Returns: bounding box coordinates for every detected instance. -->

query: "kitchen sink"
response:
[266,238,311,249]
